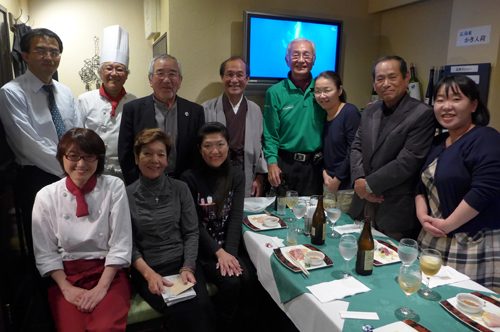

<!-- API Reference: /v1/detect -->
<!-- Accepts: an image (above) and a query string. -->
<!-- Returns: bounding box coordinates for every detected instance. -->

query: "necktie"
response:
[42,84,66,139]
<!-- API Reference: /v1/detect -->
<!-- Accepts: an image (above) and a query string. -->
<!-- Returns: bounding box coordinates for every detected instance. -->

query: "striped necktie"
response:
[42,84,66,139]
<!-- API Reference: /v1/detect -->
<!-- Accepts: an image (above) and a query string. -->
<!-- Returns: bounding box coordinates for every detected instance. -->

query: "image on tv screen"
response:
[249,16,340,80]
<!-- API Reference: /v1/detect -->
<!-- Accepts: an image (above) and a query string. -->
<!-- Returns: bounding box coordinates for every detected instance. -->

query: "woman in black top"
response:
[180,122,256,331]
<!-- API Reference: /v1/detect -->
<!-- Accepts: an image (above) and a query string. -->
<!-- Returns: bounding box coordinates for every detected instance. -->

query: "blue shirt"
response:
[323,103,360,190]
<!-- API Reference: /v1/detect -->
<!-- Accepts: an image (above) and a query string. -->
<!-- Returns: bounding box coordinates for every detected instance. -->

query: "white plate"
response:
[441,295,500,332]
[374,240,401,265]
[244,214,286,231]
[374,321,418,332]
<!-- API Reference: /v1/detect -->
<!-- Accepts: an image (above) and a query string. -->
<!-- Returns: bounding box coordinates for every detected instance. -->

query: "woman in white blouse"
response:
[32,128,132,331]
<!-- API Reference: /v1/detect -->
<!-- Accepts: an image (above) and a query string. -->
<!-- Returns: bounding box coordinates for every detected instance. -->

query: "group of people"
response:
[1,23,499,332]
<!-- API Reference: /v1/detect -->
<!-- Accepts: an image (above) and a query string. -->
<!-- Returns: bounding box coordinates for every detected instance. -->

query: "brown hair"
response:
[133,128,173,159]
[56,128,105,176]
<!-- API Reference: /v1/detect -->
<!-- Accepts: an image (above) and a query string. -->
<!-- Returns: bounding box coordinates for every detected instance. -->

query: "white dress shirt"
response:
[32,175,133,277]
[76,90,136,174]
[0,69,80,177]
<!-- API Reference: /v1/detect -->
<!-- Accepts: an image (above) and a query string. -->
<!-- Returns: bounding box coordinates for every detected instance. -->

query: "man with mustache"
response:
[263,38,325,195]
[118,54,205,185]
[202,56,267,197]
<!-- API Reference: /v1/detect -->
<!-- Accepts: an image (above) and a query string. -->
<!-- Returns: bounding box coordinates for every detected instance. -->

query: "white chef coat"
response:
[77,90,136,175]
[0,69,80,177]
[32,175,133,277]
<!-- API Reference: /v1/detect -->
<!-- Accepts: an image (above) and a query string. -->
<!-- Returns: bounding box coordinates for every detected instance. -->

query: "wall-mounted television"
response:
[243,11,342,88]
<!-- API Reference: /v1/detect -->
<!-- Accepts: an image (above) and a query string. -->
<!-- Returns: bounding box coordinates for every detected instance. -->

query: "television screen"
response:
[244,12,342,86]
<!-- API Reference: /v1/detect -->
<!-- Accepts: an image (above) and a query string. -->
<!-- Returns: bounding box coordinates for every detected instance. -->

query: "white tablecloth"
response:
[243,230,494,332]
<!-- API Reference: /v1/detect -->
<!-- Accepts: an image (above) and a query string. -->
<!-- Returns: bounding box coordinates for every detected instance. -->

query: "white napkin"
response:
[271,236,285,248]
[307,276,371,303]
[423,265,470,288]
[244,197,275,213]
[339,311,379,320]
[334,224,361,234]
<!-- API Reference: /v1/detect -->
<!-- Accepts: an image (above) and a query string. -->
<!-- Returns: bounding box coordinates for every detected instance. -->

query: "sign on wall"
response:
[456,25,491,47]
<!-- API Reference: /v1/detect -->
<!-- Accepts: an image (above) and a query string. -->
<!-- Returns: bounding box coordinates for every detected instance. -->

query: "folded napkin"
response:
[423,265,470,288]
[307,276,371,303]
[270,236,285,248]
[339,311,379,320]
[334,224,362,234]
[244,197,276,213]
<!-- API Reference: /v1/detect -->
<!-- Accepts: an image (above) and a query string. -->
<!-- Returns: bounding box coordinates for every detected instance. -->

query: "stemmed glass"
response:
[398,238,419,266]
[418,249,442,299]
[285,191,299,222]
[293,199,307,234]
[326,207,341,238]
[396,264,422,318]
[339,234,357,278]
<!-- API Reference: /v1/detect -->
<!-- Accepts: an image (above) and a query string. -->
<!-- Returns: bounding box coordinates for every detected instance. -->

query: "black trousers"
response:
[277,151,323,196]
[131,259,216,332]
[15,166,59,260]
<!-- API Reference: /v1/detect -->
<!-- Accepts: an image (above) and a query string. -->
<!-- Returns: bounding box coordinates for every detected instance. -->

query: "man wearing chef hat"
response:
[77,25,136,178]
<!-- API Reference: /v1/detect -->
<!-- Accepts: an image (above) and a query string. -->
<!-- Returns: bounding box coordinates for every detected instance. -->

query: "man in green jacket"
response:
[263,38,325,195]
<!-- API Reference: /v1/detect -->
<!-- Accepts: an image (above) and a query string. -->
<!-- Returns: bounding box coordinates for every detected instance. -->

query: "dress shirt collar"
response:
[25,69,53,94]
[382,93,405,116]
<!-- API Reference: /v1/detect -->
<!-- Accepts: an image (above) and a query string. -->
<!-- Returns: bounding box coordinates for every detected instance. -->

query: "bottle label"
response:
[364,250,374,270]
[322,223,326,240]
[311,227,316,236]
[408,83,421,101]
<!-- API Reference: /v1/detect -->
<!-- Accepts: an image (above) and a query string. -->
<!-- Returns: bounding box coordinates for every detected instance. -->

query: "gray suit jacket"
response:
[202,94,267,197]
[350,93,435,232]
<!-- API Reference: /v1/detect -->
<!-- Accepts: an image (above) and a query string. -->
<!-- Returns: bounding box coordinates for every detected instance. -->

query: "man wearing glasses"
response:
[118,54,205,185]
[202,56,267,197]
[77,25,136,179]
[0,28,79,258]
[263,38,325,195]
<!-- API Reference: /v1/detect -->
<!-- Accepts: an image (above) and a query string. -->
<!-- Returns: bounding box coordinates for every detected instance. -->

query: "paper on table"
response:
[271,236,285,248]
[339,311,379,320]
[244,197,276,213]
[423,265,470,288]
[334,224,361,234]
[307,276,371,303]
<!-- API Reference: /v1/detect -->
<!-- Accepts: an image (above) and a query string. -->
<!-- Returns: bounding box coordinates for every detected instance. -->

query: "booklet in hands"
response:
[161,274,196,306]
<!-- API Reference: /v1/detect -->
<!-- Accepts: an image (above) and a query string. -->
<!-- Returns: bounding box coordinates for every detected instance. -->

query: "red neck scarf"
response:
[99,85,126,116]
[65,174,98,217]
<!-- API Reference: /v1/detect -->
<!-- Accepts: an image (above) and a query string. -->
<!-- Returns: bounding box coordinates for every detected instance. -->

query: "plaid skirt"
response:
[418,228,500,293]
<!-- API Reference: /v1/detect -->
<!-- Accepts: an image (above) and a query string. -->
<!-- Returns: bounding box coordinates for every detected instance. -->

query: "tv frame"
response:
[243,11,343,89]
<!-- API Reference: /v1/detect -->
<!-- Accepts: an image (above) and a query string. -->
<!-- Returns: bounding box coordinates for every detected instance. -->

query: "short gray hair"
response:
[98,63,130,75]
[286,38,316,57]
[148,54,182,80]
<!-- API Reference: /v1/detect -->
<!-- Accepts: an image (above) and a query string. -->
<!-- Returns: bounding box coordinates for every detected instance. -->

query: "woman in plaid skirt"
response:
[415,74,500,293]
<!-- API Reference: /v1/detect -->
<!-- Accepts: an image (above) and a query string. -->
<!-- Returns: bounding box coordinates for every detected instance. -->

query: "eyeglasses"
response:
[224,72,247,80]
[32,49,61,59]
[103,66,127,75]
[65,154,99,162]
[154,71,179,80]
[314,89,334,96]
[289,52,314,61]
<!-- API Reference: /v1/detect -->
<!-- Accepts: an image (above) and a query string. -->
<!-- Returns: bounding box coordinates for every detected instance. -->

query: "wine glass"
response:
[396,264,422,318]
[398,238,419,266]
[339,234,357,278]
[285,190,298,222]
[293,199,307,234]
[326,207,341,238]
[418,248,442,299]
[323,193,335,211]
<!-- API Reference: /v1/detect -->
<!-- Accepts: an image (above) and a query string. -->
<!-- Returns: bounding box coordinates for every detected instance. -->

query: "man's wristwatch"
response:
[365,180,373,194]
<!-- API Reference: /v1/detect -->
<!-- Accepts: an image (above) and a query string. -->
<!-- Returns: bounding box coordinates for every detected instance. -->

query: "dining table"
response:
[242,202,498,332]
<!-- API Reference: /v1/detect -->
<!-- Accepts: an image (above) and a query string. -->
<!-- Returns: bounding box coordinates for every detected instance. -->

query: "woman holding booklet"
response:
[126,128,215,332]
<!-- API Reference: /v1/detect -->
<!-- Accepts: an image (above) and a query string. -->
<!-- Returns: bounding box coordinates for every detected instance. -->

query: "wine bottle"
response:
[424,66,435,106]
[437,66,444,84]
[355,216,374,276]
[311,195,326,245]
[371,88,379,103]
[408,63,421,101]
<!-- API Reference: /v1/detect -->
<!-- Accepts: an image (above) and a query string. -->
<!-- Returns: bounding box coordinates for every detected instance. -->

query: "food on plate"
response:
[256,216,265,223]
[377,247,394,258]
[461,299,480,307]
[289,248,308,261]
[482,311,500,327]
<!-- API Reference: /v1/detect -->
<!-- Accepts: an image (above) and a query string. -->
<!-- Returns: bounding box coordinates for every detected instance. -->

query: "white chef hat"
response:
[100,25,129,67]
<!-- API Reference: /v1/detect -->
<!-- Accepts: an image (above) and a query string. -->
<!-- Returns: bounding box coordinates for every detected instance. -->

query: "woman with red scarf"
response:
[32,128,132,331]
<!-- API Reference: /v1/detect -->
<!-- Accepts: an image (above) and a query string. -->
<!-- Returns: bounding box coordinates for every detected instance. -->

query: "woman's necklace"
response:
[141,178,165,204]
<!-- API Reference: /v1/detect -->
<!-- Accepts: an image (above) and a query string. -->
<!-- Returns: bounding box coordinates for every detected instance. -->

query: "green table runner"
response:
[244,206,498,331]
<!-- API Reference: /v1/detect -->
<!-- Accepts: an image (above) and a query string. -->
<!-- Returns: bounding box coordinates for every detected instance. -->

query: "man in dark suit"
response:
[118,54,205,185]
[350,55,435,240]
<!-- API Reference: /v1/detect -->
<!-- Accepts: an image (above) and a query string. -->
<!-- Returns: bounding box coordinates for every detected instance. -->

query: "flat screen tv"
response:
[243,11,342,87]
